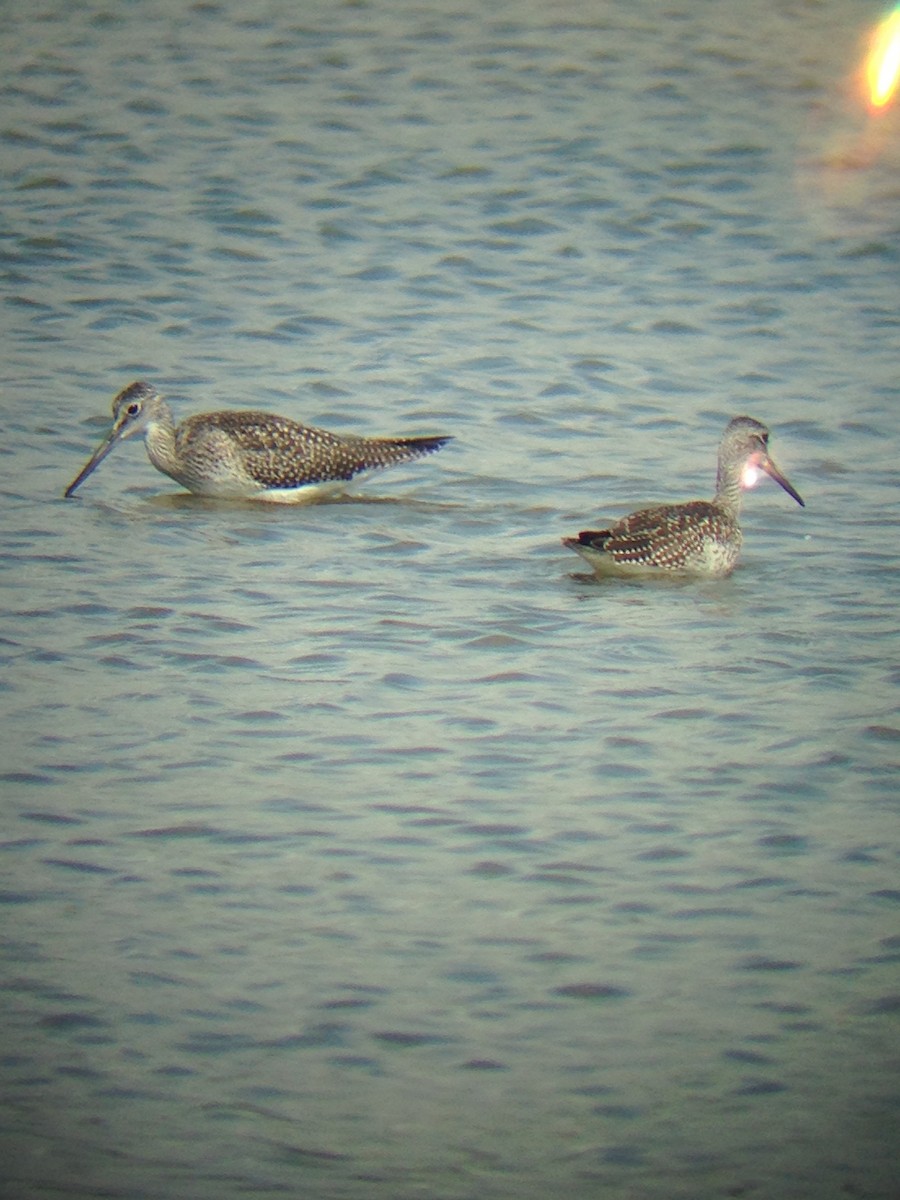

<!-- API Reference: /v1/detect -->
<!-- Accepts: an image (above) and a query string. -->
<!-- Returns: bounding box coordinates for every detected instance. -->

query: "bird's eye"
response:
[127,403,140,416]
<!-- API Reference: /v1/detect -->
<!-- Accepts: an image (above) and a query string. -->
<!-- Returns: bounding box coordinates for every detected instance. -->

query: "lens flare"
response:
[741,463,760,489]
[865,5,900,110]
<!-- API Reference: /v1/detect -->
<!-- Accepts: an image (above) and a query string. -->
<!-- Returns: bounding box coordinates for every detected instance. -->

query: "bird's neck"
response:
[143,405,181,479]
[713,467,744,517]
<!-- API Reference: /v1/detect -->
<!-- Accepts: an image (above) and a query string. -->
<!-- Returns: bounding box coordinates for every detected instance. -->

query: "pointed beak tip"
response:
[63,428,122,497]
[760,456,804,509]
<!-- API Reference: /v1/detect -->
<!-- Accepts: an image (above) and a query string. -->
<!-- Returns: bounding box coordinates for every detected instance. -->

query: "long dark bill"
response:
[64,428,121,497]
[760,454,804,507]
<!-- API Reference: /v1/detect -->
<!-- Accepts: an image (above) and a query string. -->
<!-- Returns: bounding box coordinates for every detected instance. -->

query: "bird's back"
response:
[566,499,741,576]
[176,410,450,493]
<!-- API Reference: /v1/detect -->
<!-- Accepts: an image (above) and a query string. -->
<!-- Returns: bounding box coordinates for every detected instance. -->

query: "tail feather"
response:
[563,529,611,551]
[381,434,453,462]
[345,434,452,476]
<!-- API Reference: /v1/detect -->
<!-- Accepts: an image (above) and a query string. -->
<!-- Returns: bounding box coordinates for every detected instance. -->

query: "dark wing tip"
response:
[564,529,611,549]
[412,434,452,454]
[381,434,452,464]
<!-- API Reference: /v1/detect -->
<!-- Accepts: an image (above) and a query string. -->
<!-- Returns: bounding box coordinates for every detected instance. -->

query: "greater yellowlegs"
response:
[65,382,452,502]
[563,416,804,578]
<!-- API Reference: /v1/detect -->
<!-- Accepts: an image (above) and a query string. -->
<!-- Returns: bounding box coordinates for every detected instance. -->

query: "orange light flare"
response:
[864,6,900,111]
[741,462,761,490]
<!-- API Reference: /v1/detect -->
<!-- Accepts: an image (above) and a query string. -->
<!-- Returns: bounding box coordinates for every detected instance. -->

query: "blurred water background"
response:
[1,1,899,1197]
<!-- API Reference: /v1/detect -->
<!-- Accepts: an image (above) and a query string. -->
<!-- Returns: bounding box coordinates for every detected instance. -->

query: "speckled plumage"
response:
[563,416,804,579]
[65,382,452,502]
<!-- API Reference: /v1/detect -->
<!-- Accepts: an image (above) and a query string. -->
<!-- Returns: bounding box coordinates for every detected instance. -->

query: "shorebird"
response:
[64,381,452,502]
[563,416,804,578]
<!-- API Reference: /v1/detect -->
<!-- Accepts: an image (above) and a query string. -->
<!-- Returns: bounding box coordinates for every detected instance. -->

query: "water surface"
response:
[2,2,899,1197]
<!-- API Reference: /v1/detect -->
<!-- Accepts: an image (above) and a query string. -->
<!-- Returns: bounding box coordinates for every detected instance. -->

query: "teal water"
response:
[2,1,898,1197]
